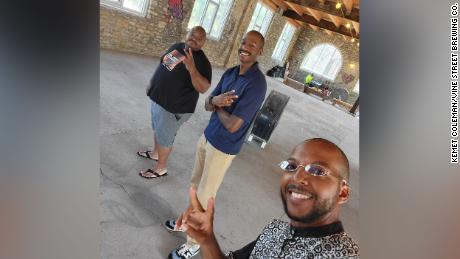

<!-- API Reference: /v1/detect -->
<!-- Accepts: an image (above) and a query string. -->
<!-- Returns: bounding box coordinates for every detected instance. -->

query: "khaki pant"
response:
[187,134,236,246]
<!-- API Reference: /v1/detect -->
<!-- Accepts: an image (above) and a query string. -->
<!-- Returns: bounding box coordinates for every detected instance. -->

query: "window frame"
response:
[187,0,234,41]
[272,23,296,63]
[246,2,274,36]
[101,0,150,17]
[300,43,343,81]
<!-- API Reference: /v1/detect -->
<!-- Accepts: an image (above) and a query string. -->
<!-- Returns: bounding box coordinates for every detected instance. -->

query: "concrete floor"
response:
[100,49,359,259]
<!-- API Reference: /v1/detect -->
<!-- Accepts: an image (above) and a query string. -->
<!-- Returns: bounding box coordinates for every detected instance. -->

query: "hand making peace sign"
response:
[182,48,198,74]
[176,187,216,245]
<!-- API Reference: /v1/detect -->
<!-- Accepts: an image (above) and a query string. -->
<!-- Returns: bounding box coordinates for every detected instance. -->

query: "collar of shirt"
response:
[290,221,344,238]
[235,62,260,78]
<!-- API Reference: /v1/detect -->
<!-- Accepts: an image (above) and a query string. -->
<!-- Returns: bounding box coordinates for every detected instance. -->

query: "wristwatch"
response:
[209,95,214,106]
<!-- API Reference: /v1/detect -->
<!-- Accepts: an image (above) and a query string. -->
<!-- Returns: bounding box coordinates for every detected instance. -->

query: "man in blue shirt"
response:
[166,30,267,259]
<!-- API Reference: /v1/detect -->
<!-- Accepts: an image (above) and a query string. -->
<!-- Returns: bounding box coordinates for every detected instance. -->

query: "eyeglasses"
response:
[279,160,346,184]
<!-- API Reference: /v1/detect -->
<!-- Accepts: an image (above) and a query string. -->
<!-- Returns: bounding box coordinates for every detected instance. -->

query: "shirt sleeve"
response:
[197,58,212,84]
[231,77,266,123]
[227,239,258,259]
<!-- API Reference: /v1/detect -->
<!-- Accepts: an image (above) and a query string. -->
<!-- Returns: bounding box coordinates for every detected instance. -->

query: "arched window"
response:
[300,44,342,81]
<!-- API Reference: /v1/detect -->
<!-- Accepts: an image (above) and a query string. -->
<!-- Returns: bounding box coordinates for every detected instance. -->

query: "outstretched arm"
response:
[176,188,227,259]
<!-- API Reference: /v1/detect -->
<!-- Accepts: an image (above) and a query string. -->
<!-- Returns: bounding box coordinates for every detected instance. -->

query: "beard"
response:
[280,188,338,224]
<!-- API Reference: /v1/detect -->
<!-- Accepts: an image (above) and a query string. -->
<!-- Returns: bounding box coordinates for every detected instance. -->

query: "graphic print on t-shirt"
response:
[162,49,185,71]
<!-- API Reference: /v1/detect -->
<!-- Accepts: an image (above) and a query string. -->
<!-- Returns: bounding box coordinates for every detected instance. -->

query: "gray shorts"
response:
[151,101,192,148]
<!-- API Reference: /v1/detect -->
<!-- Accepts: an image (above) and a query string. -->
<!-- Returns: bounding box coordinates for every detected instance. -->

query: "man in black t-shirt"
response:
[138,26,212,179]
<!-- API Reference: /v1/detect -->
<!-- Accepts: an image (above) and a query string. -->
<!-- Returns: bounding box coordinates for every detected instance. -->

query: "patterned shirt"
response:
[227,219,359,259]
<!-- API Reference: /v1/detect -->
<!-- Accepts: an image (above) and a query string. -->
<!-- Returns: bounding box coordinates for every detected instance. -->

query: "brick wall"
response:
[256,13,300,73]
[100,0,359,103]
[100,0,251,67]
[286,26,360,102]
[100,1,189,57]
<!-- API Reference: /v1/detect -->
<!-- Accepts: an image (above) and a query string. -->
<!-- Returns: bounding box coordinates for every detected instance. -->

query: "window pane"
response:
[273,40,281,59]
[123,0,145,12]
[255,7,266,28]
[301,44,342,80]
[260,9,273,35]
[202,3,218,33]
[210,0,233,38]
[247,3,273,35]
[272,23,295,61]
[317,47,333,73]
[188,0,207,30]
[247,3,261,32]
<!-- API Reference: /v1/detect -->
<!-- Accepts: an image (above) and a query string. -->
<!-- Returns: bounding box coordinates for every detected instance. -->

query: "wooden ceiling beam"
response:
[306,7,322,22]
[270,0,288,10]
[282,9,359,38]
[260,0,278,11]
[285,1,304,16]
[286,0,359,22]
[308,24,318,31]
[328,14,342,28]
[342,0,354,15]
[352,21,360,34]
[287,17,303,28]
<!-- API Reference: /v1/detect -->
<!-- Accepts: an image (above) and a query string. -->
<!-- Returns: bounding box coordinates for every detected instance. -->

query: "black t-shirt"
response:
[148,42,212,114]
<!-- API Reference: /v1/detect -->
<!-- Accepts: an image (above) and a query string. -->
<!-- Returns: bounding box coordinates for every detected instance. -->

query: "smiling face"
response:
[238,31,264,64]
[185,26,206,51]
[280,139,350,227]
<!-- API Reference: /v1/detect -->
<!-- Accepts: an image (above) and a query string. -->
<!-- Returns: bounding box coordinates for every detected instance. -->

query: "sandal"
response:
[136,150,158,161]
[139,168,168,179]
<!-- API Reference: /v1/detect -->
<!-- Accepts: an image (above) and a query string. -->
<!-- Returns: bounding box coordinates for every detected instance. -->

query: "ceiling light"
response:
[346,23,351,29]
[349,64,356,69]
[336,2,342,9]
[357,42,360,47]
[351,38,355,42]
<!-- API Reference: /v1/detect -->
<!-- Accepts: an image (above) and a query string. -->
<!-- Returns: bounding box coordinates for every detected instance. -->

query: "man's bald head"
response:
[302,138,350,181]
[190,26,206,37]
[246,30,265,48]
[185,26,207,51]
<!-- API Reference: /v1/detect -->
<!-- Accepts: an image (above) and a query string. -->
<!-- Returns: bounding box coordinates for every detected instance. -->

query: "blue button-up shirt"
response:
[204,62,267,155]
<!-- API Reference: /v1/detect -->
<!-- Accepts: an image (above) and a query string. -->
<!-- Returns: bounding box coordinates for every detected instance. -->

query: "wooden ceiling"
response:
[260,0,360,39]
